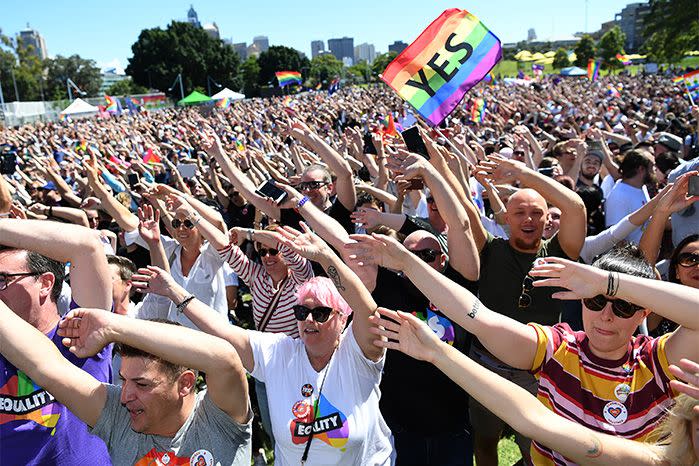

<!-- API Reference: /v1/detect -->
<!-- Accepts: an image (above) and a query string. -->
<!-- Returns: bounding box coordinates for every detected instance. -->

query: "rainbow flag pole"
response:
[275,71,302,87]
[381,8,502,127]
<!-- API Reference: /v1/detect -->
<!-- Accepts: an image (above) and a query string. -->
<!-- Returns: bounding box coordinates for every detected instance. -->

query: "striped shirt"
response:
[528,323,677,466]
[218,243,313,338]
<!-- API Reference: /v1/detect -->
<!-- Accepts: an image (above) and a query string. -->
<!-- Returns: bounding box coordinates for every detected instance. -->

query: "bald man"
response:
[466,159,587,466]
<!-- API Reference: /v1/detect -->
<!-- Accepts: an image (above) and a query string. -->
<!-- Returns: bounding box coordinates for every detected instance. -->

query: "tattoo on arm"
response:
[467,298,480,319]
[327,266,346,291]
[585,435,602,458]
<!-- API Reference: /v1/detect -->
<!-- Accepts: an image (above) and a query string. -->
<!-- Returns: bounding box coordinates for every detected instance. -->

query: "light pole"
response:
[168,73,185,101]
[207,75,222,96]
[11,68,19,102]
[66,78,86,101]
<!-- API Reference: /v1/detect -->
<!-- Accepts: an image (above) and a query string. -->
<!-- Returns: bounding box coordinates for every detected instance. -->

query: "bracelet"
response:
[48,206,53,217]
[492,207,504,216]
[297,196,310,209]
[246,228,253,242]
[176,295,196,315]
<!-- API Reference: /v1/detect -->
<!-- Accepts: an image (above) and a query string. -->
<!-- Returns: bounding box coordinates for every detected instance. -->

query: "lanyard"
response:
[300,348,336,466]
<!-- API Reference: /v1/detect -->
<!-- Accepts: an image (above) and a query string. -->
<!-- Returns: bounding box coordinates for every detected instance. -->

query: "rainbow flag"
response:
[380,113,399,137]
[104,94,119,113]
[315,82,322,90]
[58,113,68,122]
[143,149,161,164]
[672,76,685,83]
[275,71,302,87]
[615,53,631,65]
[587,60,600,82]
[470,98,486,123]
[215,97,231,108]
[682,70,699,91]
[381,8,502,126]
[282,95,293,106]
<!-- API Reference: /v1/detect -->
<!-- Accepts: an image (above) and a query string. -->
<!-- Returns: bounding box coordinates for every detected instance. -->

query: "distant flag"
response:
[483,72,497,85]
[676,70,699,104]
[142,148,161,165]
[615,53,631,66]
[125,97,139,113]
[380,113,399,138]
[328,77,341,95]
[587,59,600,82]
[282,95,293,106]
[470,98,486,123]
[58,113,68,122]
[381,8,502,126]
[215,97,231,108]
[104,95,122,115]
[315,82,323,91]
[275,71,302,87]
[672,76,685,84]
[74,140,87,153]
[231,136,245,153]
[606,84,620,98]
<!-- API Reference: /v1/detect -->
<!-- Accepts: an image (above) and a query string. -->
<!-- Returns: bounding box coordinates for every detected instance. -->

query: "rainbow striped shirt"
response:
[528,323,676,466]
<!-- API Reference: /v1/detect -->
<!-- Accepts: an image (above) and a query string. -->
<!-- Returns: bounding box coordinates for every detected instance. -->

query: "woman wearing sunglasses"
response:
[132,223,393,465]
[346,235,699,466]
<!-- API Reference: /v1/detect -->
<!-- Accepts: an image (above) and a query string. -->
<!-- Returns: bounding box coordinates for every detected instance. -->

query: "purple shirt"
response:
[0,320,113,465]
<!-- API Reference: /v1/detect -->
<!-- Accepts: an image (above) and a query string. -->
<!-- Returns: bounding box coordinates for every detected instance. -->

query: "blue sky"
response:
[5,0,634,71]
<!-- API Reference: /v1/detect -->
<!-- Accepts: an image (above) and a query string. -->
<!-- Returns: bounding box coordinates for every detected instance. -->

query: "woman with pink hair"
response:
[131,223,393,465]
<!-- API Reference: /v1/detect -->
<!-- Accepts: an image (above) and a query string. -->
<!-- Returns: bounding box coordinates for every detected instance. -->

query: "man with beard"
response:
[464,155,587,466]
[575,150,606,236]
[605,150,656,244]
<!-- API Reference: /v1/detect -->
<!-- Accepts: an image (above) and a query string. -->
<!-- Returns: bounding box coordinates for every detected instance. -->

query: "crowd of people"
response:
[1,70,698,466]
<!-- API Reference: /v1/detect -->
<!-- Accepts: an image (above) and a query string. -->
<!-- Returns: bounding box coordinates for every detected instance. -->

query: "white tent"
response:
[211,88,245,100]
[60,98,98,116]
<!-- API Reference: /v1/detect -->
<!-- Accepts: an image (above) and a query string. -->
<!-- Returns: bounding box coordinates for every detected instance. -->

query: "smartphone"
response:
[176,163,197,179]
[255,179,288,205]
[0,152,17,175]
[127,173,140,188]
[688,175,699,197]
[587,139,604,152]
[407,178,424,190]
[401,126,430,159]
[538,167,554,177]
[362,132,377,155]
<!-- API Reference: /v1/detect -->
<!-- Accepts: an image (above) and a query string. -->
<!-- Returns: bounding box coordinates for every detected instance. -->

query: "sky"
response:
[4,0,635,72]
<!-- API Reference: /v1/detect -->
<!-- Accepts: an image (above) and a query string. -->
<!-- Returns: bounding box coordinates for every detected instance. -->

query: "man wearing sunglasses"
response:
[0,219,113,465]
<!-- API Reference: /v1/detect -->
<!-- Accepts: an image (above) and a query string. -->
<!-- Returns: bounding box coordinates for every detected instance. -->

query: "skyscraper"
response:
[203,22,220,40]
[187,5,201,28]
[231,42,248,60]
[253,36,269,53]
[18,25,48,60]
[614,2,651,52]
[527,28,537,42]
[388,41,408,54]
[354,43,376,64]
[311,40,325,59]
[328,37,354,62]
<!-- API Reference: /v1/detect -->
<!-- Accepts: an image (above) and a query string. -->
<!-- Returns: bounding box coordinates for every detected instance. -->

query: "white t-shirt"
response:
[604,181,649,244]
[248,323,393,466]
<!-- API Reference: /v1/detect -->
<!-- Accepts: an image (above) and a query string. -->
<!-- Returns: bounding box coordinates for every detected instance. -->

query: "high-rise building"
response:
[17,25,48,60]
[253,36,269,53]
[187,5,201,28]
[231,42,248,60]
[203,22,220,40]
[527,28,537,42]
[99,68,128,95]
[354,43,376,64]
[311,40,325,59]
[388,41,408,54]
[328,37,354,62]
[614,2,651,52]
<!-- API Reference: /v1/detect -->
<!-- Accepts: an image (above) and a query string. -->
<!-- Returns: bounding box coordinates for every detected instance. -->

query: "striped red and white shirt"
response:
[528,323,677,466]
[218,243,313,338]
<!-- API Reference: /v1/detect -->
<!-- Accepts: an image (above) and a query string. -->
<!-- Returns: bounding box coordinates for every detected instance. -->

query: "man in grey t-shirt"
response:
[0,303,252,466]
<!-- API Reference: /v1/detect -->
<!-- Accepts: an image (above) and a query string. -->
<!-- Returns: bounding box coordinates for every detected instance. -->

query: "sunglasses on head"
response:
[411,248,440,263]
[257,246,279,257]
[293,304,334,323]
[677,252,699,268]
[171,218,195,229]
[582,295,643,319]
[297,181,328,191]
[518,275,534,309]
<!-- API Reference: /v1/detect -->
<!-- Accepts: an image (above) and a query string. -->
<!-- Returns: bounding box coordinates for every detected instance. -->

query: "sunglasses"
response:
[171,218,195,229]
[582,295,644,319]
[257,247,279,257]
[518,275,534,309]
[297,181,328,191]
[677,252,699,268]
[411,248,440,263]
[0,272,40,291]
[293,304,334,323]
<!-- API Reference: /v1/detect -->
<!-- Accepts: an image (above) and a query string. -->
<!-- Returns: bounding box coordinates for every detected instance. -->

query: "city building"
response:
[614,2,651,52]
[388,41,408,54]
[354,43,376,64]
[247,42,262,58]
[187,5,201,28]
[311,40,325,58]
[203,22,220,40]
[253,36,269,53]
[17,25,48,60]
[342,57,354,67]
[231,42,248,60]
[527,28,537,42]
[99,68,128,95]
[328,37,354,62]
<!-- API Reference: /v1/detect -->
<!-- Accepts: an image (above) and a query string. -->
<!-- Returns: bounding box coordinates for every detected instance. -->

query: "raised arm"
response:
[0,219,111,309]
[59,306,249,423]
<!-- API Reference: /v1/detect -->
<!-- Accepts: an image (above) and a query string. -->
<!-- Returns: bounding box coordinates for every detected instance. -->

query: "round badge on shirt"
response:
[190,449,214,466]
[603,401,628,425]
[614,383,631,403]
[301,383,314,397]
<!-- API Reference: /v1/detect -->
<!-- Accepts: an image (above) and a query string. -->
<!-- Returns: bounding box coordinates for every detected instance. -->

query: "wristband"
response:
[492,207,504,216]
[176,295,196,315]
[48,206,53,217]
[297,196,310,209]
[246,228,253,242]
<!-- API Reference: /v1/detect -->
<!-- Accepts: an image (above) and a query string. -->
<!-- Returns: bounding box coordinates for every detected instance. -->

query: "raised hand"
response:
[350,207,383,230]
[368,308,442,363]
[131,265,180,300]
[274,222,332,262]
[669,358,699,413]
[657,171,699,214]
[57,308,115,358]
[475,155,525,186]
[345,233,409,270]
[529,257,607,300]
[138,203,161,244]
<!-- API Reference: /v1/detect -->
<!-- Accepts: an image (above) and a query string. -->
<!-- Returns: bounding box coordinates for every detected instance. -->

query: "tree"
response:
[0,29,44,101]
[552,48,571,69]
[347,60,372,84]
[309,54,343,86]
[105,77,148,96]
[643,0,699,63]
[240,56,260,97]
[372,51,398,78]
[45,55,101,100]
[256,46,309,87]
[573,35,596,67]
[597,26,626,70]
[126,21,241,97]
